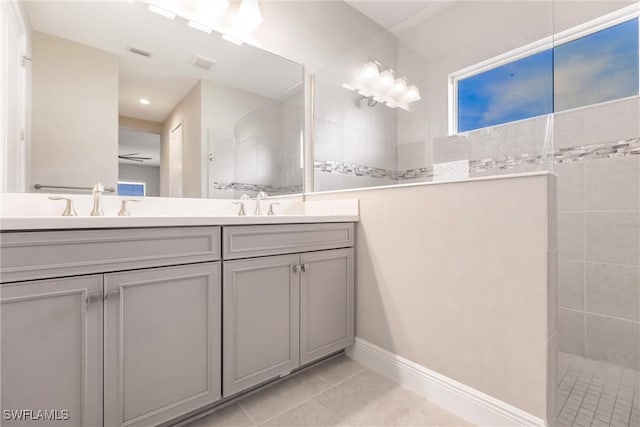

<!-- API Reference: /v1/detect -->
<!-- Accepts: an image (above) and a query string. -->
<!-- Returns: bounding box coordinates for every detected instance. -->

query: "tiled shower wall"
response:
[314,76,398,192]
[556,96,640,371]
[214,88,304,198]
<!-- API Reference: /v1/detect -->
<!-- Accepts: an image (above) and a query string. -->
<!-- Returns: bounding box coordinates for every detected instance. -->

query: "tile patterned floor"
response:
[556,352,640,427]
[184,355,474,427]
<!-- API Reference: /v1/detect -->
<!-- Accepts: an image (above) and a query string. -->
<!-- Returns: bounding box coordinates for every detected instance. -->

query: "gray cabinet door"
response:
[104,262,221,427]
[300,248,354,365]
[223,254,300,397]
[1,275,103,427]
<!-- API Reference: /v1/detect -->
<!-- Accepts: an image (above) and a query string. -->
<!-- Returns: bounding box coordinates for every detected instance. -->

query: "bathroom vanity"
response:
[0,220,355,427]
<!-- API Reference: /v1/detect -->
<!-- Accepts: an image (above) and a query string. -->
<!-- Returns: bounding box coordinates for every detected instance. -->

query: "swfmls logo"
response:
[3,409,70,421]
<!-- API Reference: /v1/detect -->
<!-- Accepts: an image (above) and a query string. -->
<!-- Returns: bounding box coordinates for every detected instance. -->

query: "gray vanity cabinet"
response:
[222,254,301,397]
[0,275,103,427]
[0,226,222,427]
[103,263,221,427]
[221,223,355,398]
[1,223,354,426]
[300,248,354,365]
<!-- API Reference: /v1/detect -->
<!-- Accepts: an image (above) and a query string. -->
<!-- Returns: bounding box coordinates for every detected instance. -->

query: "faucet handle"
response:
[232,201,246,216]
[240,193,250,200]
[118,199,140,216]
[254,191,269,216]
[267,202,280,216]
[48,196,77,217]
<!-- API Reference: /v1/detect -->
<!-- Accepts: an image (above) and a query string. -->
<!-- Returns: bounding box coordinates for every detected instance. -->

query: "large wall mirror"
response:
[312,0,638,192]
[16,1,303,198]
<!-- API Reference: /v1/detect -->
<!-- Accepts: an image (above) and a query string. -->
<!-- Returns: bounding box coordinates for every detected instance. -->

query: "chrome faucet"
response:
[90,183,104,216]
[254,191,268,216]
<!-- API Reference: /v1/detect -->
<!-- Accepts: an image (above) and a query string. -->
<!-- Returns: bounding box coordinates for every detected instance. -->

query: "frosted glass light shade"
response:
[361,61,379,80]
[405,85,421,102]
[378,70,394,89]
[195,0,229,19]
[392,78,408,95]
[236,0,263,32]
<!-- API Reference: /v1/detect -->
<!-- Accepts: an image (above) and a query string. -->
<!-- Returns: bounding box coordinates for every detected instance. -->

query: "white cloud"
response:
[554,47,637,111]
[480,72,551,124]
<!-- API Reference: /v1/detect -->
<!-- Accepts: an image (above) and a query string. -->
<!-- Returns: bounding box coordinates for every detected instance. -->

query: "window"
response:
[451,7,639,134]
[117,181,146,196]
[554,19,639,111]
[457,50,553,133]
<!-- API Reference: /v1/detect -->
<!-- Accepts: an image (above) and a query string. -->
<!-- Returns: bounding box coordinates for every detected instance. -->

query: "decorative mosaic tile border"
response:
[469,153,548,173]
[554,138,640,163]
[398,167,433,180]
[314,138,640,182]
[469,137,640,173]
[314,159,398,180]
[315,159,434,182]
[213,182,302,194]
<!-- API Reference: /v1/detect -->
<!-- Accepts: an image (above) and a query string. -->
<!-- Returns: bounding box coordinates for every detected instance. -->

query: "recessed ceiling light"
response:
[147,4,175,19]
[341,83,355,91]
[222,34,243,46]
[188,21,213,33]
[139,98,150,105]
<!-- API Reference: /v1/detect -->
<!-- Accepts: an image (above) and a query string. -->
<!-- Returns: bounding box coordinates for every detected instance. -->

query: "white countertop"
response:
[0,214,359,231]
[0,194,359,231]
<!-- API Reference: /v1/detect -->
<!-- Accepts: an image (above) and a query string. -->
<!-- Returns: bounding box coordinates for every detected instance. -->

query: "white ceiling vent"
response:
[128,46,152,58]
[191,54,217,71]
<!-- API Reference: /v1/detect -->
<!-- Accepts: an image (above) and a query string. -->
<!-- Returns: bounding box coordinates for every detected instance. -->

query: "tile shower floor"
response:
[556,352,640,427]
[182,355,473,427]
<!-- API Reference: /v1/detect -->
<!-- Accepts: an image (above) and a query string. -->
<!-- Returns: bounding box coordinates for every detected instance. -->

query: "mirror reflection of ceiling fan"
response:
[118,153,152,163]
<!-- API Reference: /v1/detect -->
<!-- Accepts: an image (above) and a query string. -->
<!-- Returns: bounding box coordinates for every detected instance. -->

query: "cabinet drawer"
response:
[0,227,221,283]
[222,223,354,259]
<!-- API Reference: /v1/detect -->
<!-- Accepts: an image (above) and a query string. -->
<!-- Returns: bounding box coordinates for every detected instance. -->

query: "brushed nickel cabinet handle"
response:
[105,289,120,300]
[86,292,103,305]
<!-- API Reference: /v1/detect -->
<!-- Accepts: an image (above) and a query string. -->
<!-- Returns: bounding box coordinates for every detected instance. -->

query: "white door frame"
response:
[1,0,28,193]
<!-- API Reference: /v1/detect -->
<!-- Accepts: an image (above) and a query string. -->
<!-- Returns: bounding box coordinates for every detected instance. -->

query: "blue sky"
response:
[458,50,553,132]
[554,19,639,111]
[458,18,639,133]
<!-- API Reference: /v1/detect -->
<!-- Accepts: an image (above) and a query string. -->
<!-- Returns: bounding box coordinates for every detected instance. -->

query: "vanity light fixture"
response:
[147,4,176,19]
[187,20,213,33]
[353,59,422,110]
[222,33,244,46]
[235,0,263,32]
[139,98,150,105]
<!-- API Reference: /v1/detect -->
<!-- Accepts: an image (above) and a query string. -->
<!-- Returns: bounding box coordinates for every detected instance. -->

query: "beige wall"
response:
[162,82,202,198]
[31,31,118,191]
[306,174,555,420]
[119,116,163,135]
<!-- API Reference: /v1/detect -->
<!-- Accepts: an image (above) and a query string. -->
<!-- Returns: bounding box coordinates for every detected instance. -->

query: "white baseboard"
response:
[346,338,546,427]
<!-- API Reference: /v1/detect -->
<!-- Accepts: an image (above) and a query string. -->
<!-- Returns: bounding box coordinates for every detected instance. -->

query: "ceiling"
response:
[118,128,161,167]
[345,1,434,30]
[345,1,458,34]
[24,1,303,123]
